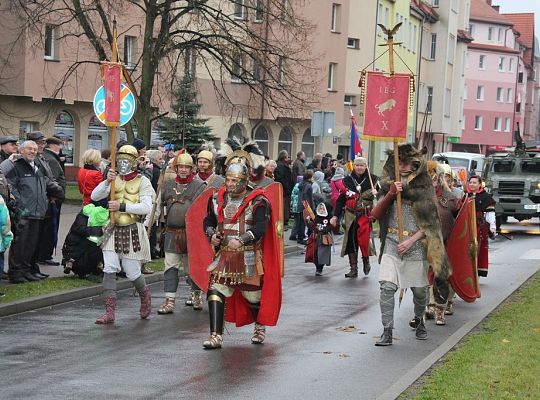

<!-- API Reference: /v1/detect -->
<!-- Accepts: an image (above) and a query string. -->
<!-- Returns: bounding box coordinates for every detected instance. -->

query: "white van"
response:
[432,152,485,177]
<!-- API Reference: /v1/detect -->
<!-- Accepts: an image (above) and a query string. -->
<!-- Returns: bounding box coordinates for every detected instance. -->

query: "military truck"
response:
[482,128,540,228]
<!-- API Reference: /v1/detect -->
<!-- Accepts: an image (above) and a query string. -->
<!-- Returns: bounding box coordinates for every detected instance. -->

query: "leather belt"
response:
[387,227,415,237]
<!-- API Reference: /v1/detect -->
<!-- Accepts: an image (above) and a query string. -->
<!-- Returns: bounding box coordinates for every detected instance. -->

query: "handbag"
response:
[321,233,333,246]
[304,234,316,263]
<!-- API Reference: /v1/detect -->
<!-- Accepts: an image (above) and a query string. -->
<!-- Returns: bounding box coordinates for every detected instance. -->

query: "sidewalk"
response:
[0,204,309,317]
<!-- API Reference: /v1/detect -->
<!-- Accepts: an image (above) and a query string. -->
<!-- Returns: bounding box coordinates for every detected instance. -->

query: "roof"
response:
[457,29,474,43]
[410,0,439,23]
[468,42,520,54]
[502,13,535,66]
[470,0,512,26]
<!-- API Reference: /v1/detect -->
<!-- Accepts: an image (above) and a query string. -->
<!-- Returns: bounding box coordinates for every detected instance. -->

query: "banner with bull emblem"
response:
[361,71,412,141]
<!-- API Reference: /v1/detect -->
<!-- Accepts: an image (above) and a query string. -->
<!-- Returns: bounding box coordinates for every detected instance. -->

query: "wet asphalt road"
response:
[1,218,539,400]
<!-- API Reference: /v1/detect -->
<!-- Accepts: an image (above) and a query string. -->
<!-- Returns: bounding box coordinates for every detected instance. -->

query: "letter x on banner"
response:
[362,71,411,141]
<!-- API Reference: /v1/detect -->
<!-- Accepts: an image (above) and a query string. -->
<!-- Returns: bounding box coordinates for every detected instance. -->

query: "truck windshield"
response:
[446,157,470,169]
[520,161,540,173]
[492,160,514,172]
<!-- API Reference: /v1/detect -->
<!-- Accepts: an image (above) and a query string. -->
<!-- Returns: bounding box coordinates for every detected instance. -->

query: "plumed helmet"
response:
[174,151,193,167]
[117,145,138,161]
[226,161,249,180]
[197,150,214,163]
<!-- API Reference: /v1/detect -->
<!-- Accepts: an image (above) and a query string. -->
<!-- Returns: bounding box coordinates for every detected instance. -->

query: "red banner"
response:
[362,71,410,141]
[102,62,122,126]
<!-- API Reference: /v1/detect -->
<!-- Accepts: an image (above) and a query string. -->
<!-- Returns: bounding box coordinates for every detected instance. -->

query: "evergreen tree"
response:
[161,74,215,153]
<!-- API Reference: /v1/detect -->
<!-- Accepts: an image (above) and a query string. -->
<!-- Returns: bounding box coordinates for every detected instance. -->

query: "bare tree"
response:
[1,0,322,144]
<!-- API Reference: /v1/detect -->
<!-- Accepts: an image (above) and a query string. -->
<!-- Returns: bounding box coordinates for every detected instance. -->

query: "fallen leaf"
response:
[338,353,351,358]
[336,325,357,332]
[502,338,510,343]
[533,327,540,334]
[358,331,367,335]
[323,351,333,354]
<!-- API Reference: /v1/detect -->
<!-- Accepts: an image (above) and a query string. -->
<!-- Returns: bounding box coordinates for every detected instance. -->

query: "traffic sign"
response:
[93,83,136,126]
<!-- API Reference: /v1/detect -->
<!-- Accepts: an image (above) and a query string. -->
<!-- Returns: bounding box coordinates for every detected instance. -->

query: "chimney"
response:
[492,5,500,12]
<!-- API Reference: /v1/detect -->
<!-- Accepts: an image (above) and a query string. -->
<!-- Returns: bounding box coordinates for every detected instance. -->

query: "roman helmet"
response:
[116,145,139,175]
[173,151,194,168]
[197,150,214,164]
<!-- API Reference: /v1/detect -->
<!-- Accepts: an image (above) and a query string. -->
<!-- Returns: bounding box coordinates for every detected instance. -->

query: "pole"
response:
[109,21,119,217]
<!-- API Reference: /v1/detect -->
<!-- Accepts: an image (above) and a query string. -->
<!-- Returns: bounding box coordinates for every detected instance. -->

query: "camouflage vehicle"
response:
[482,131,540,228]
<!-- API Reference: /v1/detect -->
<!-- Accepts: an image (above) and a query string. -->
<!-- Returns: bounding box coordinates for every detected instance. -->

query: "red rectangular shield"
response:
[102,62,122,126]
[362,71,410,141]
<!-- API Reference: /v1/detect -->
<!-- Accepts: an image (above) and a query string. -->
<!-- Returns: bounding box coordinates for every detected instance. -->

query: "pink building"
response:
[456,0,525,154]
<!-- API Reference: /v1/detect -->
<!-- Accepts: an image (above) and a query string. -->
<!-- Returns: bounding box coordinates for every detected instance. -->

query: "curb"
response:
[376,265,540,400]
[0,244,303,318]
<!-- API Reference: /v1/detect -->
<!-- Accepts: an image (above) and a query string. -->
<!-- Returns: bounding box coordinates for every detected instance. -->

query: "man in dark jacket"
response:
[39,136,67,264]
[292,151,306,184]
[0,136,18,163]
[6,140,64,283]
[274,150,293,223]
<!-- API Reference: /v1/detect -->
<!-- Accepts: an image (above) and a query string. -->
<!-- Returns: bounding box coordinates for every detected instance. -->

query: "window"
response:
[384,7,389,28]
[413,25,417,52]
[474,115,483,130]
[124,36,135,69]
[44,25,57,60]
[509,58,514,72]
[347,38,359,49]
[331,3,341,32]
[494,117,502,131]
[377,3,383,25]
[476,85,484,101]
[464,84,468,100]
[432,0,439,7]
[429,33,437,59]
[504,118,511,132]
[255,0,264,22]
[516,102,521,113]
[228,123,244,140]
[327,62,337,91]
[302,129,315,161]
[469,24,474,37]
[498,57,505,72]
[488,27,493,41]
[444,88,451,116]
[252,57,261,81]
[498,28,503,43]
[232,0,246,20]
[278,56,286,86]
[479,55,486,69]
[278,127,293,156]
[448,34,455,64]
[518,72,524,83]
[496,87,503,102]
[426,86,433,113]
[344,95,356,106]
[185,47,196,76]
[231,53,244,82]
[507,88,513,102]
[54,111,75,164]
[254,126,269,156]
[281,0,291,20]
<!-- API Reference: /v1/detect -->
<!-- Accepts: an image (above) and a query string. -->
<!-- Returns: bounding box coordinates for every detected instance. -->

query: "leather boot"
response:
[95,296,117,324]
[425,304,435,320]
[139,287,152,319]
[204,289,225,349]
[445,300,454,315]
[192,290,203,311]
[345,253,358,278]
[362,257,371,276]
[375,328,393,346]
[415,318,428,340]
[435,305,446,325]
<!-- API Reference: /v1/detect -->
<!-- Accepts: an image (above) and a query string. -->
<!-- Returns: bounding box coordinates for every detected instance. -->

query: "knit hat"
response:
[331,167,345,181]
[132,138,146,151]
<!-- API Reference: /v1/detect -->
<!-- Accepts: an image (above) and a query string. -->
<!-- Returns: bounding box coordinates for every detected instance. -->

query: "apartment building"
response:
[416,0,471,156]
[458,0,525,153]
[503,12,538,142]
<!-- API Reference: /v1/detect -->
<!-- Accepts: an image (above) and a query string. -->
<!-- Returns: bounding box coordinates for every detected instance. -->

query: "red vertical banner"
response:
[102,62,122,126]
[362,72,411,141]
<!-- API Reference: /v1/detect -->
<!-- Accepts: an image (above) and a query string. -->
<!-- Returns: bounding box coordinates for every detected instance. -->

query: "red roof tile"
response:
[470,0,512,25]
[457,29,474,43]
[503,13,535,65]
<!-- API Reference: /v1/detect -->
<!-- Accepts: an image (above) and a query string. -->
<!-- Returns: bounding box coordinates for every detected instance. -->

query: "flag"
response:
[362,71,411,141]
[347,111,362,172]
[102,62,122,127]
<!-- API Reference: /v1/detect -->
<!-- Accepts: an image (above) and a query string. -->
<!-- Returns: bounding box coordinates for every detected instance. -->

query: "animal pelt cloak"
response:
[377,144,451,301]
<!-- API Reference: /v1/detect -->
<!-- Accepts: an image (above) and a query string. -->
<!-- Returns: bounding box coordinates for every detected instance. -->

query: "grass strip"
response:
[65,184,83,203]
[0,259,165,304]
[402,272,540,399]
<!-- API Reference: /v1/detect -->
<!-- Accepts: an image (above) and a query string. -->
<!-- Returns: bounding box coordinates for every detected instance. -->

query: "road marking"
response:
[519,249,540,259]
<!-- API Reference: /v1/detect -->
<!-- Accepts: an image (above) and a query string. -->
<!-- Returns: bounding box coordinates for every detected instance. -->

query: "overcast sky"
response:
[495,0,540,32]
